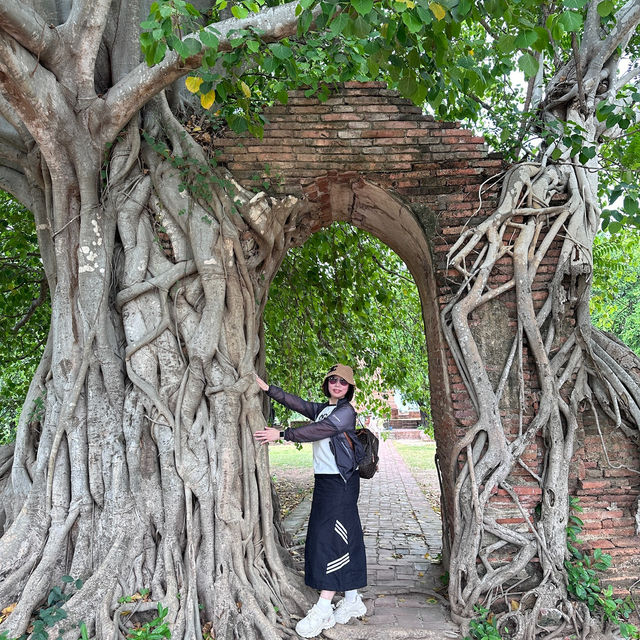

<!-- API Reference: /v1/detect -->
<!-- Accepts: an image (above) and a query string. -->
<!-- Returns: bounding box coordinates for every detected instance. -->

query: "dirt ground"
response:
[272,468,314,519]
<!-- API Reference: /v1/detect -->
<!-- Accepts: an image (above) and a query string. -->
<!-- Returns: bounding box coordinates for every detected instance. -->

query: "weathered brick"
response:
[215,82,640,586]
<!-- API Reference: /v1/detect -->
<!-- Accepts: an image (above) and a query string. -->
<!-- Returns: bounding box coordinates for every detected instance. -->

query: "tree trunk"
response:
[0,96,311,640]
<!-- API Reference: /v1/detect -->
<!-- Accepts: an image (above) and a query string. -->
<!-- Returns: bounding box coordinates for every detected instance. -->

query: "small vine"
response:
[565,498,639,639]
[463,606,504,640]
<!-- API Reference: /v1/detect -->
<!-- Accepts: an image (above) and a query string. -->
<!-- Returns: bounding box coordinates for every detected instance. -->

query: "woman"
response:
[254,364,368,638]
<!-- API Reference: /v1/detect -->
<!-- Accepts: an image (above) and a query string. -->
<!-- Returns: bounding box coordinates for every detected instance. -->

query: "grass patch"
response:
[392,441,437,471]
[268,442,314,470]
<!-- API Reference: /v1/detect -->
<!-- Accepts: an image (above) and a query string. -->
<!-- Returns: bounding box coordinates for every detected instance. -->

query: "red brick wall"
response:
[216,82,640,586]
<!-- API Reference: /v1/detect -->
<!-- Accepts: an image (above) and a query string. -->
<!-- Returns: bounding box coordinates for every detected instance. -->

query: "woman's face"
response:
[327,375,350,401]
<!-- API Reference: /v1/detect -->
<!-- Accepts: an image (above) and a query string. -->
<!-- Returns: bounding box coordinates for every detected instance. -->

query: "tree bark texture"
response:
[2,0,640,638]
[443,49,640,637]
[0,82,312,640]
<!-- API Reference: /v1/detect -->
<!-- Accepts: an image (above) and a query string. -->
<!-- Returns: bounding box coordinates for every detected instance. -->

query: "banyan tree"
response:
[1,0,640,638]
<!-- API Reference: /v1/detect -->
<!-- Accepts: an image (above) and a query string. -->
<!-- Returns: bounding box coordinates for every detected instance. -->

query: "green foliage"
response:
[126,604,171,640]
[463,605,503,640]
[263,222,430,425]
[591,228,640,354]
[565,498,639,639]
[0,577,85,640]
[0,191,49,445]
[596,87,640,232]
[137,0,640,233]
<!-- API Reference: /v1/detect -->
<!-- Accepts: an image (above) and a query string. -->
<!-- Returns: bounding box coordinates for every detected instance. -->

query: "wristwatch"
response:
[279,430,285,439]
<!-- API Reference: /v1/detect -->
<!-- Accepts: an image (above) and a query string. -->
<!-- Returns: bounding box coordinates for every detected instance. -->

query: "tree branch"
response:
[571,33,587,114]
[0,33,77,160]
[615,65,640,91]
[99,0,309,143]
[582,0,601,51]
[0,95,32,152]
[587,0,640,78]
[0,0,62,67]
[58,0,113,96]
[12,277,48,332]
[0,167,36,208]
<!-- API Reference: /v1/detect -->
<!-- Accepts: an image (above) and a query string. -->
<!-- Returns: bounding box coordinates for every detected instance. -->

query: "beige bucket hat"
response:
[323,363,355,386]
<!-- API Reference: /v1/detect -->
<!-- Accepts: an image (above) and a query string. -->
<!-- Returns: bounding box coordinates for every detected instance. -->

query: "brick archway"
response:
[218,82,640,586]
[219,82,504,562]
[292,175,457,551]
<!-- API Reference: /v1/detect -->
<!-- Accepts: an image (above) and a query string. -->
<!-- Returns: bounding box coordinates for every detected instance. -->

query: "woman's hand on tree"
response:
[255,374,269,392]
[253,427,281,444]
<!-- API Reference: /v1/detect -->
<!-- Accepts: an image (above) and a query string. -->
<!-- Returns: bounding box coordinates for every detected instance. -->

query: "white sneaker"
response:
[295,603,336,638]
[334,594,367,624]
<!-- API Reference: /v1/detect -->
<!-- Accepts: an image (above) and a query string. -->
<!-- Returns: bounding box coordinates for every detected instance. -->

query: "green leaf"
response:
[457,0,472,17]
[518,52,539,77]
[597,0,615,16]
[352,15,370,37]
[329,12,349,36]
[398,73,417,97]
[351,0,374,15]
[231,5,249,19]
[182,37,202,57]
[514,30,538,49]
[496,34,516,54]
[299,8,314,33]
[200,30,219,49]
[624,196,640,215]
[411,83,428,104]
[269,42,292,59]
[402,11,423,33]
[145,40,167,66]
[558,10,583,31]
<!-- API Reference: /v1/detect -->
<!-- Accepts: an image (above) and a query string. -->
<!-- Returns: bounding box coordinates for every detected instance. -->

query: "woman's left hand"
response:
[254,427,282,444]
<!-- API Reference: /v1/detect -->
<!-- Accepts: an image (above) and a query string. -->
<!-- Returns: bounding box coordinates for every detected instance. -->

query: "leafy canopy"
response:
[591,227,640,355]
[140,0,640,227]
[263,223,430,426]
[0,192,48,444]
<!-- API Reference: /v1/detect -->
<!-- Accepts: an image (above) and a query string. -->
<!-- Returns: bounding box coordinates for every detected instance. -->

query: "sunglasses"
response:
[328,376,349,386]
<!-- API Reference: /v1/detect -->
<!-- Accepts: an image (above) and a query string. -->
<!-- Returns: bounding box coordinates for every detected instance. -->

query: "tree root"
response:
[443,155,640,639]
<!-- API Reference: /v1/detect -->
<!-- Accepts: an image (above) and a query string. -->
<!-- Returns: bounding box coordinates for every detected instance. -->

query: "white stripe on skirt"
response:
[335,520,348,544]
[327,552,350,574]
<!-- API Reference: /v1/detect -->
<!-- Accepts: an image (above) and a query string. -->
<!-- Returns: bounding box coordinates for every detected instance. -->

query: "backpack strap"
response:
[344,432,354,450]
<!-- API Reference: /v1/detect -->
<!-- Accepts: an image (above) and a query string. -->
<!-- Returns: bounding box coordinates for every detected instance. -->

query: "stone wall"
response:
[216,82,640,589]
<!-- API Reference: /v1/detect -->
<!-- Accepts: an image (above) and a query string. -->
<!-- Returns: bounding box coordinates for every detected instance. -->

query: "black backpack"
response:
[355,428,379,479]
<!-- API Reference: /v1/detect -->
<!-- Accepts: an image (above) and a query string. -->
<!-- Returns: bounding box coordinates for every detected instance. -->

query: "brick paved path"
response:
[283,439,461,639]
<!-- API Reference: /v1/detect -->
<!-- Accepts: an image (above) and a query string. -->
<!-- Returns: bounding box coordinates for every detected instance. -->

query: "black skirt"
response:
[304,473,367,591]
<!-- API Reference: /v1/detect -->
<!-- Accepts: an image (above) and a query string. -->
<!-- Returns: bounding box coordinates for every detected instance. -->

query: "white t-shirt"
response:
[312,404,340,475]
